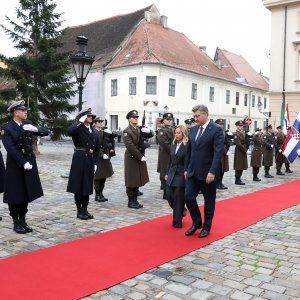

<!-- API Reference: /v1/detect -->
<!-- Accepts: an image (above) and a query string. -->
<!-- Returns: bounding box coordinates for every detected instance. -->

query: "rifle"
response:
[138,110,154,156]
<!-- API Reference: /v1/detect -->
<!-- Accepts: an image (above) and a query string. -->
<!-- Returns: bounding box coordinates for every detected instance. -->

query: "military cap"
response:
[162,113,173,120]
[266,124,272,130]
[7,100,28,112]
[94,117,104,123]
[76,107,95,119]
[184,118,194,125]
[126,110,139,119]
[215,118,224,125]
[276,125,282,130]
[255,128,262,131]
[235,120,243,126]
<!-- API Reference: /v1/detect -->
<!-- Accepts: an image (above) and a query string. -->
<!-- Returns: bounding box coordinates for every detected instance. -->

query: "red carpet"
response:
[0,180,299,299]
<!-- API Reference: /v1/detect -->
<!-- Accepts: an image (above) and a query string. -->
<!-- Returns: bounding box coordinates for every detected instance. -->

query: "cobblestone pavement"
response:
[0,142,299,300]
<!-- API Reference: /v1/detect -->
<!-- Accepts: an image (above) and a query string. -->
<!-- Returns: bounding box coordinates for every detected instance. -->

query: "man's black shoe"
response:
[185,225,201,236]
[285,169,293,173]
[198,229,210,238]
[13,223,27,234]
[173,223,182,228]
[217,184,228,190]
[276,170,285,175]
[253,177,261,182]
[21,222,33,232]
[264,174,274,178]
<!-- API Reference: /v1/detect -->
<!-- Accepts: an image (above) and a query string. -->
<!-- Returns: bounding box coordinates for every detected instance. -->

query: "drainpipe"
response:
[282,6,287,107]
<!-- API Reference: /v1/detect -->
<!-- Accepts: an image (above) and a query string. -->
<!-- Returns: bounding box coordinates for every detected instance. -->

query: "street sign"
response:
[245,118,252,125]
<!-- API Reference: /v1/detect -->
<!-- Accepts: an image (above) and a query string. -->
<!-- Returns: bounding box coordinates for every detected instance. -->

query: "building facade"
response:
[263,0,300,125]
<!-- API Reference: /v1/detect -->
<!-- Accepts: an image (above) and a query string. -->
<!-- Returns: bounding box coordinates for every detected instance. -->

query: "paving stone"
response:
[161,294,183,300]
[244,286,263,296]
[253,274,274,282]
[108,285,131,295]
[261,283,286,294]
[190,290,214,300]
[169,275,196,285]
[230,291,252,300]
[191,279,213,289]
[127,291,147,299]
[208,284,232,296]
[262,291,290,300]
[223,279,246,291]
[165,283,192,295]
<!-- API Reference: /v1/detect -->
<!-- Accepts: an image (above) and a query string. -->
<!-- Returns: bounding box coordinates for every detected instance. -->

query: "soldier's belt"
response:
[74,147,94,154]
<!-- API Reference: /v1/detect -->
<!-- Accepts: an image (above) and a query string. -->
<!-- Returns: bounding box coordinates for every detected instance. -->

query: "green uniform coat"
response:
[233,130,248,170]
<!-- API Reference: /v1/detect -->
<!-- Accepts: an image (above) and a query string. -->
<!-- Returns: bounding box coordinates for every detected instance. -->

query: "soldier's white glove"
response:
[103,154,109,160]
[247,149,251,154]
[79,115,87,123]
[104,129,112,134]
[141,127,151,133]
[23,124,38,132]
[94,165,97,173]
[271,144,274,148]
[226,150,231,156]
[227,131,233,136]
[24,162,32,170]
[141,156,147,162]
[297,149,300,157]
[246,132,252,137]
[279,149,282,153]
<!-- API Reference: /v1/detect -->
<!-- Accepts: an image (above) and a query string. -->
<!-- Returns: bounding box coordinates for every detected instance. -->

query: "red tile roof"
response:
[0,77,16,91]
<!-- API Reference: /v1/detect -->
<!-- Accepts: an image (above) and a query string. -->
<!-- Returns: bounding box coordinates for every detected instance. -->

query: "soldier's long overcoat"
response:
[0,150,5,193]
[233,130,248,170]
[157,126,174,179]
[261,131,275,167]
[94,129,114,180]
[250,133,263,167]
[1,120,49,204]
[123,125,149,188]
[67,122,99,196]
[274,131,288,164]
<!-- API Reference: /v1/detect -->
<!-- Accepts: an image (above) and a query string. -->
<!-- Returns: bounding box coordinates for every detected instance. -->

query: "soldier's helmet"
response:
[184,118,194,125]
[215,119,224,126]
[235,120,243,126]
[77,108,96,119]
[126,110,139,119]
[162,113,173,120]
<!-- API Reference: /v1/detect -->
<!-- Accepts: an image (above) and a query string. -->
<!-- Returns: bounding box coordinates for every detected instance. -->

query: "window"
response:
[252,95,255,107]
[232,108,236,114]
[191,83,197,100]
[168,78,176,97]
[254,120,258,130]
[264,97,267,109]
[235,92,239,105]
[209,87,215,102]
[244,94,248,107]
[226,90,230,104]
[129,77,136,95]
[111,79,117,96]
[146,76,157,94]
[258,96,261,109]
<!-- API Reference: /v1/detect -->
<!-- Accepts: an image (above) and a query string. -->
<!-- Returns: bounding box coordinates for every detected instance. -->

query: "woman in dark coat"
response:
[1,100,49,234]
[165,125,189,228]
[67,108,99,220]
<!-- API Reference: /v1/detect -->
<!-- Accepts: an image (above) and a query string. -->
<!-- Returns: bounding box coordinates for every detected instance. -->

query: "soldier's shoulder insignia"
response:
[1,130,4,136]
[160,131,164,135]
[263,136,267,139]
[124,132,128,137]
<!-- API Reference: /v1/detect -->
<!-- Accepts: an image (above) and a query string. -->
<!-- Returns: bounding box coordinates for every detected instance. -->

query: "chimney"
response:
[160,15,168,28]
[199,46,207,52]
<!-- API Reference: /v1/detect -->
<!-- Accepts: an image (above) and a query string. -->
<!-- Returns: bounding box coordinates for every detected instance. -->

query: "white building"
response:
[62,5,269,131]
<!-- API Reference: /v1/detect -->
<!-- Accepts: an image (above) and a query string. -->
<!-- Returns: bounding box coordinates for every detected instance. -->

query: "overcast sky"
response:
[0,0,271,75]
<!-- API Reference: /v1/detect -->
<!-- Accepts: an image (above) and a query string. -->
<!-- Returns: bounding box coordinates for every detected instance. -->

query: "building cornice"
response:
[263,0,300,9]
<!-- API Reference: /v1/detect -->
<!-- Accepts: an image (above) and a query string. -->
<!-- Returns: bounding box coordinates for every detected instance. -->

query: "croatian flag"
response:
[293,112,300,132]
[282,129,300,163]
[283,104,290,134]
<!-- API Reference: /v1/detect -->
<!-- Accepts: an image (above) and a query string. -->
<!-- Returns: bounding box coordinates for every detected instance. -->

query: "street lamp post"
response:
[70,36,94,111]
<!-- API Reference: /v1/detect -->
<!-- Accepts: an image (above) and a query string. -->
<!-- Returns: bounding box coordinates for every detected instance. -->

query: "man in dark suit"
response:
[184,104,224,238]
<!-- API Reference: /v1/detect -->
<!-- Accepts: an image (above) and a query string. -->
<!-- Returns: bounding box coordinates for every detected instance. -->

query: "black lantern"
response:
[70,35,94,111]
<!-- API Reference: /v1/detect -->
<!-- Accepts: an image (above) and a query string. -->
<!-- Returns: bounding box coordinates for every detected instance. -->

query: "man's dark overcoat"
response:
[67,121,99,196]
[123,125,149,188]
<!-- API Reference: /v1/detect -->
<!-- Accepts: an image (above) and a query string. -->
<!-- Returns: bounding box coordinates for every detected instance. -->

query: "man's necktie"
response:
[195,126,204,142]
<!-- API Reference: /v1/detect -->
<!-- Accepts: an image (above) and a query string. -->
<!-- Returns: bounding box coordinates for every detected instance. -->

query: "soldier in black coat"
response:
[0,140,5,221]
[67,108,99,220]
[93,117,115,202]
[1,100,49,234]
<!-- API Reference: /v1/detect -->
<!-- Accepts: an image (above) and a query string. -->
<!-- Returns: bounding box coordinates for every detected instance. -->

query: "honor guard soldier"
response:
[67,108,99,220]
[285,127,293,173]
[214,119,229,189]
[261,124,275,178]
[274,125,286,175]
[250,128,263,181]
[93,117,115,202]
[1,100,49,233]
[184,118,194,132]
[157,113,174,192]
[233,120,248,185]
[123,110,151,209]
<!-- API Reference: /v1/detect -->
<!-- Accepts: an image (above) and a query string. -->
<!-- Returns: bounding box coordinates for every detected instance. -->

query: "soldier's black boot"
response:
[235,177,245,185]
[0,216,2,221]
[216,179,228,190]
[285,168,293,173]
[253,176,261,182]
[264,168,274,178]
[137,190,143,196]
[19,213,33,232]
[95,191,108,202]
[12,216,26,234]
[76,203,89,220]
[82,201,94,219]
[276,169,285,175]
[128,196,143,209]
